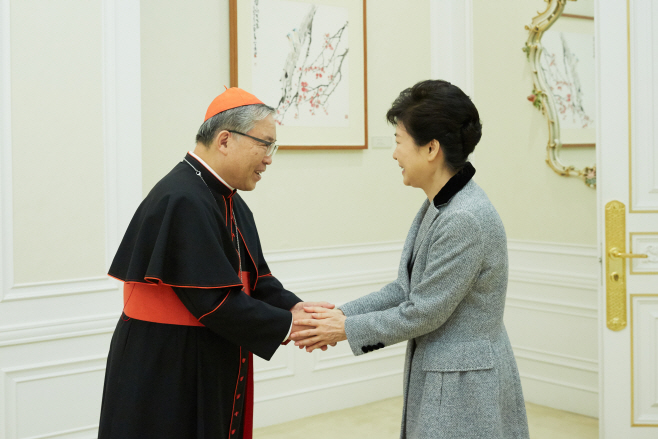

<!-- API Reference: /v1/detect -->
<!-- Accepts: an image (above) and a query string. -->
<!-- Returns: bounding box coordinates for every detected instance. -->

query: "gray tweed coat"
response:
[340,174,529,439]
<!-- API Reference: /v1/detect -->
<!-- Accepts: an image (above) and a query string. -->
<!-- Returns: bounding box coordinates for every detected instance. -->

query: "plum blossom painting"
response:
[230,0,367,150]
[539,29,596,146]
[253,1,349,127]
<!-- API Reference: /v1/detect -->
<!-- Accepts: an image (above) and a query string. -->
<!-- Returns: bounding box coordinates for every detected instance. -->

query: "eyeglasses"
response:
[227,130,278,157]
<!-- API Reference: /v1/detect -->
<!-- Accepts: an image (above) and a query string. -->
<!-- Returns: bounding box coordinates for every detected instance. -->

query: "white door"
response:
[598,0,658,437]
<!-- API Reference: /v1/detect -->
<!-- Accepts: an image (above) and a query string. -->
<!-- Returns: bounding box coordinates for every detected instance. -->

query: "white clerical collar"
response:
[188,151,234,191]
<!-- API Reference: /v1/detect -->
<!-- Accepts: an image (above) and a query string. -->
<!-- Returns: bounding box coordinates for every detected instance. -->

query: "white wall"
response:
[472,0,597,245]
[0,0,602,437]
[138,0,431,427]
[140,0,230,195]
[505,240,599,417]
[470,0,599,417]
[0,0,141,438]
[140,0,430,250]
[252,242,406,426]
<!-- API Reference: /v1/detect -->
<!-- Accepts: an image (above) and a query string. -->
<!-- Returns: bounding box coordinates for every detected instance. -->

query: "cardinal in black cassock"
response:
[98,88,332,439]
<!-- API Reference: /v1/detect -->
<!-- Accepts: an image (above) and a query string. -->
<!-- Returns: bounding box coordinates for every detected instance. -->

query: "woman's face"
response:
[393,122,430,188]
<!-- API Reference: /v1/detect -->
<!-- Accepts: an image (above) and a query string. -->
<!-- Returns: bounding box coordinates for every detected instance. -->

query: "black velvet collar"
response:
[184,153,235,198]
[433,162,476,208]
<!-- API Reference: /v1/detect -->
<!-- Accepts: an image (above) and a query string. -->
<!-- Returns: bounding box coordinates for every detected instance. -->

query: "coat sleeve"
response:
[250,244,302,311]
[252,274,302,310]
[339,279,407,316]
[172,285,292,361]
[343,211,484,356]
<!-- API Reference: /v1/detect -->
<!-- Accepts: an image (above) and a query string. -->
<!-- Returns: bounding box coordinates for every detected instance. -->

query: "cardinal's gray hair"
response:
[196,104,275,146]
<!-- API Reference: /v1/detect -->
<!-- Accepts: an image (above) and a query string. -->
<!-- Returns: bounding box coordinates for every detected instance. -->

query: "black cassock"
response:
[98,153,301,439]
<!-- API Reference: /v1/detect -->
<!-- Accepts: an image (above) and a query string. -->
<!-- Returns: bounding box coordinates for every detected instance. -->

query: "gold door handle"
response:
[608,247,648,259]
[605,201,628,331]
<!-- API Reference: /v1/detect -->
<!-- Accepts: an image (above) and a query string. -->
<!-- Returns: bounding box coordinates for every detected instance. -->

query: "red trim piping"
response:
[121,283,136,321]
[237,228,259,288]
[143,277,243,289]
[257,273,273,278]
[228,346,243,437]
[223,197,228,226]
[108,274,243,290]
[198,291,231,321]
[108,273,126,283]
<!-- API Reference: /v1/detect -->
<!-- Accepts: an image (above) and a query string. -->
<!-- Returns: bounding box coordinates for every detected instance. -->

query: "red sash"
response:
[123,281,204,326]
[122,273,255,439]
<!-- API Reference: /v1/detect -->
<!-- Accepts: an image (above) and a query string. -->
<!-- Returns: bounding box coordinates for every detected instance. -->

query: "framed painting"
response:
[229,0,368,150]
[539,3,595,148]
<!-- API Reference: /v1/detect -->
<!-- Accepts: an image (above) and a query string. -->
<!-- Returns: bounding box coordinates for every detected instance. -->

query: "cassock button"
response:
[232,429,236,435]
[240,376,244,382]
[237,394,241,399]
[242,358,246,363]
[235,411,239,417]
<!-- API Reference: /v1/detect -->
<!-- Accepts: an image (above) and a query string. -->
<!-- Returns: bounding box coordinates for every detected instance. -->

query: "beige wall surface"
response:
[11,0,106,284]
[140,0,429,251]
[471,0,597,245]
[141,0,230,194]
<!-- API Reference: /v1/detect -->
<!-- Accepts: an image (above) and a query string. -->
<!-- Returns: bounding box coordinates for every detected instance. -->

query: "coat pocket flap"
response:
[422,340,494,372]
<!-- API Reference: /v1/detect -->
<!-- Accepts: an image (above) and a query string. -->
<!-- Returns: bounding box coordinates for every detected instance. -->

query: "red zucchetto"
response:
[204,87,265,122]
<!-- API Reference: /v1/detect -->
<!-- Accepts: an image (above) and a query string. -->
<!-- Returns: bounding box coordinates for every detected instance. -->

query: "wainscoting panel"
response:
[251,239,601,426]
[0,237,601,434]
[253,242,406,428]
[506,239,600,418]
[0,0,141,438]
[631,295,658,425]
[0,333,114,439]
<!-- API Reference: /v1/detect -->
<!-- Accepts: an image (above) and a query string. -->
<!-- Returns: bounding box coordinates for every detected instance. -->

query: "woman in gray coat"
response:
[291,80,530,439]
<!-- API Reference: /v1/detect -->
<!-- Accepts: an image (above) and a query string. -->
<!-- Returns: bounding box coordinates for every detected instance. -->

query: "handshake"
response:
[288,302,348,352]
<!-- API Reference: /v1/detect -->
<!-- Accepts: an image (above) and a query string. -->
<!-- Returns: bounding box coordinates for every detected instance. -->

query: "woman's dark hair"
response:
[386,79,482,171]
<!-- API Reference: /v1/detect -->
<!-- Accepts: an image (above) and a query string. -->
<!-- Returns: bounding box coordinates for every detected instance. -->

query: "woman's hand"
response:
[289,302,336,351]
[290,307,347,352]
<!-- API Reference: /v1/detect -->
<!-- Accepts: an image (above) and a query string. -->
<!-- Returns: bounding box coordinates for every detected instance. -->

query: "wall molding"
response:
[629,0,658,212]
[508,268,597,291]
[430,0,474,97]
[505,239,599,418]
[513,345,598,373]
[253,369,403,428]
[255,369,403,404]
[506,296,598,319]
[265,241,404,262]
[0,232,601,432]
[507,239,599,258]
[3,277,119,302]
[254,347,295,383]
[21,425,98,439]
[0,0,142,304]
[254,363,295,383]
[264,241,402,295]
[284,268,397,295]
[0,314,118,347]
[265,239,599,298]
[520,372,598,394]
[314,343,406,371]
[0,0,14,301]
[101,0,143,262]
[2,356,107,439]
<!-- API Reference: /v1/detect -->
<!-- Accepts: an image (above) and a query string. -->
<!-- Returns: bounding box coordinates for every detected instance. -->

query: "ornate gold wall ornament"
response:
[524,0,596,188]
